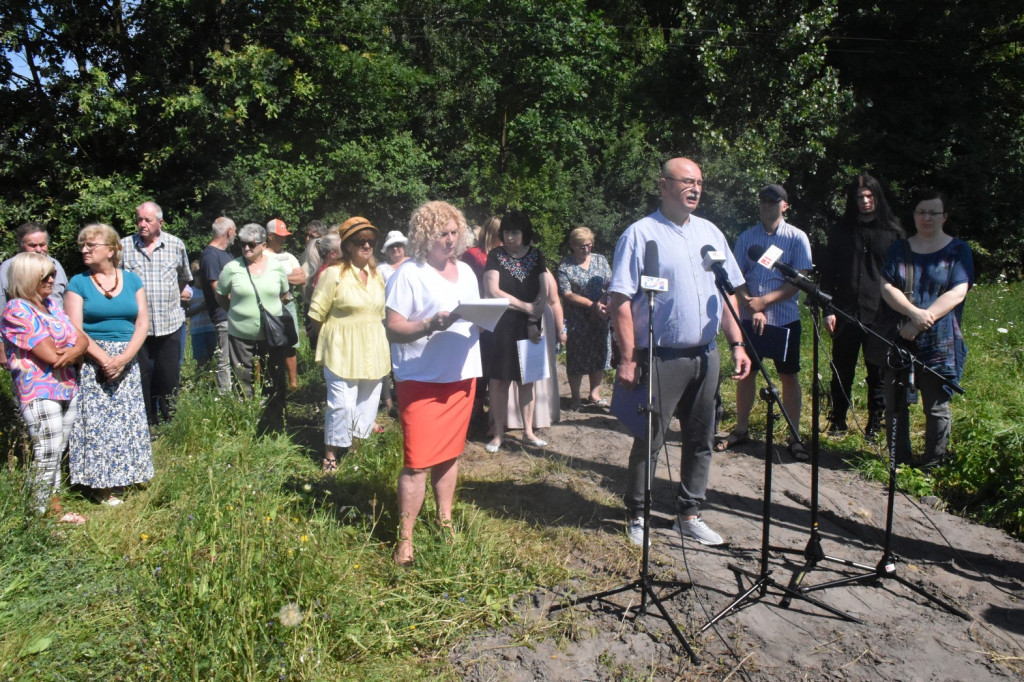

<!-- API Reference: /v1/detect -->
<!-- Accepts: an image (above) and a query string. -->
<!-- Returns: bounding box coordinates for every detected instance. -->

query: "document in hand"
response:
[517,336,550,384]
[452,299,509,332]
[611,374,653,439]
[741,319,791,362]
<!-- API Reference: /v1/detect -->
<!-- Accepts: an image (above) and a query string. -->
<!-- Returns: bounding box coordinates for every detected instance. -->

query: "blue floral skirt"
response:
[69,340,154,488]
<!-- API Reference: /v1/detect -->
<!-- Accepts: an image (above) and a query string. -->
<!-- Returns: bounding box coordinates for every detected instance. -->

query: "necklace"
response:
[91,270,119,299]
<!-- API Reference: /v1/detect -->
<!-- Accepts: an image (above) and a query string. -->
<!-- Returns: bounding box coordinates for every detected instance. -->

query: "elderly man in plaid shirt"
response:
[121,201,192,426]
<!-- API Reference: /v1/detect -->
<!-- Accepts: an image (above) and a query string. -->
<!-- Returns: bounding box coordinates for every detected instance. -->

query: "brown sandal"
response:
[438,518,456,543]
[321,456,338,473]
[393,537,415,567]
[714,430,749,452]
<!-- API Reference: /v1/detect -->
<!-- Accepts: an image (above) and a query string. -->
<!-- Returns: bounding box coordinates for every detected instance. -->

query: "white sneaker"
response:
[674,515,724,546]
[626,516,651,547]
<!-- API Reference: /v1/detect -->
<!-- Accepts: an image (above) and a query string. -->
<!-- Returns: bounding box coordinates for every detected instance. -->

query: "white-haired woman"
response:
[215,222,290,433]
[385,201,482,566]
[64,224,154,506]
[2,252,89,521]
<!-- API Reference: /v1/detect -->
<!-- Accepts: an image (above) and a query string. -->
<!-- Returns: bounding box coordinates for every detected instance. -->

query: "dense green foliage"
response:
[2,1,1022,268]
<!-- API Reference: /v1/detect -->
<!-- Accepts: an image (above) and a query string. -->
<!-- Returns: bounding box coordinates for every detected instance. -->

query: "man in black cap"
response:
[720,185,813,457]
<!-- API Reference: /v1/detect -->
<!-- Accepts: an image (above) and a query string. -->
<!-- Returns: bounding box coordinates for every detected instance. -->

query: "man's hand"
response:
[825,314,837,336]
[751,311,767,335]
[617,358,639,388]
[730,346,751,380]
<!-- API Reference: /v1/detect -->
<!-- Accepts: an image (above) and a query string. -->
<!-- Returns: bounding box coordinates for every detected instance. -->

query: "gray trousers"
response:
[885,367,952,464]
[214,320,232,394]
[625,347,720,518]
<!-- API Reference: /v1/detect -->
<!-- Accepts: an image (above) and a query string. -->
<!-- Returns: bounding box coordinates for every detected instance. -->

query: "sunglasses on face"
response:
[349,238,376,248]
[240,241,263,250]
[40,270,56,282]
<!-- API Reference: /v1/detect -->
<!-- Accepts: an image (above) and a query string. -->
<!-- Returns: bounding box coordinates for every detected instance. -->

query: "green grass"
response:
[714,277,1024,538]
[0,352,568,679]
[2,280,1022,677]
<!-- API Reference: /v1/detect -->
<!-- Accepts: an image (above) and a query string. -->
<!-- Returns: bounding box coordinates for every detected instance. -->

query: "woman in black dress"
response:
[481,209,547,451]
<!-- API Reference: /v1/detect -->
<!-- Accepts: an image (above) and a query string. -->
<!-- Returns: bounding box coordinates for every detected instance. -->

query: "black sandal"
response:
[788,439,810,462]
[714,430,750,452]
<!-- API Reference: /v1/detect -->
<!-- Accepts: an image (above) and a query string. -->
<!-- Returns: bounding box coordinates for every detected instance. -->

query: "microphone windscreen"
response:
[748,245,766,261]
[643,240,660,277]
[699,244,714,260]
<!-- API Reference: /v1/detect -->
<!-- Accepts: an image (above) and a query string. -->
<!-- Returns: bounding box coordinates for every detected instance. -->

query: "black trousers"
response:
[829,320,885,424]
[138,324,184,425]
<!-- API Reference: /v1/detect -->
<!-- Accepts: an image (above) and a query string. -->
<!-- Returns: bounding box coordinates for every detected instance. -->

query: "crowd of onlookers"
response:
[1,165,972,558]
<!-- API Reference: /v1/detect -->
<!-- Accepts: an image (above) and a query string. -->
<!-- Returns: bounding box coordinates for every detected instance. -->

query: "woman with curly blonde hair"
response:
[384,201,482,566]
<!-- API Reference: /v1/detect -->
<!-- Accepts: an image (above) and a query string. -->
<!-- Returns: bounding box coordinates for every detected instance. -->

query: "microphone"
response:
[748,244,832,304]
[640,240,668,292]
[700,244,735,294]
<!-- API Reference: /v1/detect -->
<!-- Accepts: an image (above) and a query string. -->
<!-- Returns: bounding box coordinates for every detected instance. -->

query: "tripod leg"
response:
[643,584,701,664]
[888,574,970,620]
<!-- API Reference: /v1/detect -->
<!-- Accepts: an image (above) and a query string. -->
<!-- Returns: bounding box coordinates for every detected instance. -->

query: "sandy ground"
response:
[449,366,1024,681]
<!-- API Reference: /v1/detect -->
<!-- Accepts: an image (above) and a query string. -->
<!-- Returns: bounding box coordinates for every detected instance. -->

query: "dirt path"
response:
[450,367,1024,681]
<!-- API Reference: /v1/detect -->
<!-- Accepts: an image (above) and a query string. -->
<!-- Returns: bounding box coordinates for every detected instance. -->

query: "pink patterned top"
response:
[1,297,79,403]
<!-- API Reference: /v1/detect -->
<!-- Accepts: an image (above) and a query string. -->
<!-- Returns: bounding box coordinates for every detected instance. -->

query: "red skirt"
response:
[396,378,476,469]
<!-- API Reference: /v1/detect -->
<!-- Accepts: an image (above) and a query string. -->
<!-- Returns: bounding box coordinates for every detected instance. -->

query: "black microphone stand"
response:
[772,277,969,620]
[701,272,860,631]
[549,278,700,664]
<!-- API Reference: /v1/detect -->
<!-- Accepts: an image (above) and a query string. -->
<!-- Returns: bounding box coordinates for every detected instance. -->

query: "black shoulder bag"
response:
[243,259,298,348]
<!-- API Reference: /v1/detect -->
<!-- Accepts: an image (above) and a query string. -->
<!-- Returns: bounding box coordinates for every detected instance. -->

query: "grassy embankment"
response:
[0,279,1021,678]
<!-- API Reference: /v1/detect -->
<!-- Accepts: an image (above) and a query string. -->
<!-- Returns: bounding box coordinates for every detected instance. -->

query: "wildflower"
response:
[300,535,309,543]
[302,483,312,492]
[140,533,150,542]
[998,328,1009,334]
[265,515,272,524]
[278,602,304,627]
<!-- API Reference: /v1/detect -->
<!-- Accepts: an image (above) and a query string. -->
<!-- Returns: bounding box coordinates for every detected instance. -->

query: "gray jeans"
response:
[625,347,720,518]
[885,367,952,464]
[214,320,232,394]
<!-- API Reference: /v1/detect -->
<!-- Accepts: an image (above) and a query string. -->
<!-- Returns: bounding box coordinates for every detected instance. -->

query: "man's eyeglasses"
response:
[240,241,263,250]
[664,176,703,189]
[574,243,593,249]
[914,210,945,218]
[80,242,106,252]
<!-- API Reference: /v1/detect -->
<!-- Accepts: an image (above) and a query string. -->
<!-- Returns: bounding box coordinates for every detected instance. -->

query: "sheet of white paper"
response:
[452,299,510,332]
[517,336,550,384]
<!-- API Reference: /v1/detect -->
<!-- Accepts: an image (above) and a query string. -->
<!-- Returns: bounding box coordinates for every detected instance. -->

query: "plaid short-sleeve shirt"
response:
[120,232,192,336]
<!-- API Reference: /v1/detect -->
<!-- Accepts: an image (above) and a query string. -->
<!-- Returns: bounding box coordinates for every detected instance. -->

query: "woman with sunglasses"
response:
[2,252,89,522]
[64,224,153,506]
[215,223,290,433]
[307,217,390,471]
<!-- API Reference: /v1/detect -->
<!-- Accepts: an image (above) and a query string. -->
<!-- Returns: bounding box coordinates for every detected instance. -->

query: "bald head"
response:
[658,157,703,224]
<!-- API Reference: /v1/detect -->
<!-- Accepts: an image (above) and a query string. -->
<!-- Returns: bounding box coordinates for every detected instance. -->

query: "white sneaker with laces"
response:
[626,515,650,547]
[674,515,724,546]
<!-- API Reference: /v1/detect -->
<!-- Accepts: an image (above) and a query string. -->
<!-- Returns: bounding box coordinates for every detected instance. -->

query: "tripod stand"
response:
[701,287,860,630]
[796,347,970,620]
[549,266,700,664]
[776,295,870,607]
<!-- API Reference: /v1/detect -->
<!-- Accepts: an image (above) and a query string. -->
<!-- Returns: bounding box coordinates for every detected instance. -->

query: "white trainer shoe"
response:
[674,515,724,546]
